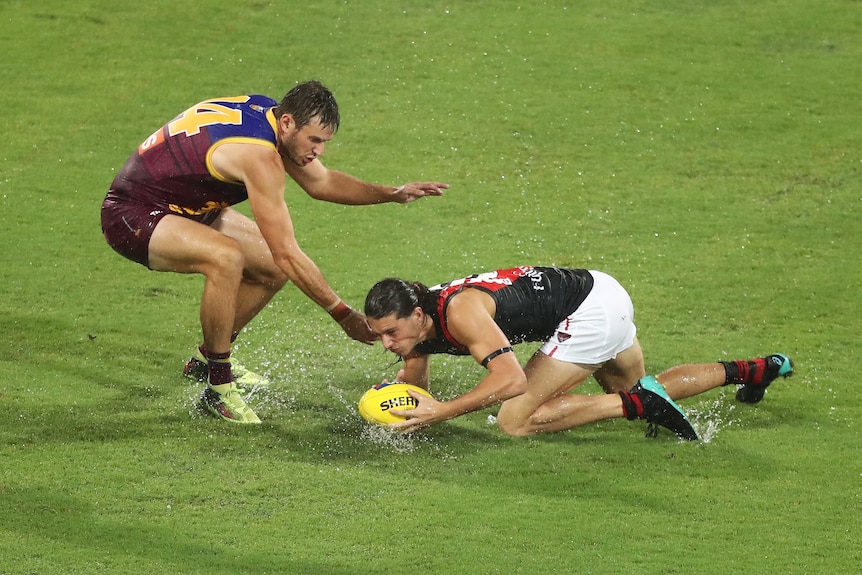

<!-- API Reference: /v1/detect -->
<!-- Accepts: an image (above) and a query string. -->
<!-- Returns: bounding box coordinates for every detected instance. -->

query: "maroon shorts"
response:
[101,192,220,268]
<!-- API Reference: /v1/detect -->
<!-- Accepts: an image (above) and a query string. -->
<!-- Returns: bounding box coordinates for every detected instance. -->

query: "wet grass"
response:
[1,0,860,573]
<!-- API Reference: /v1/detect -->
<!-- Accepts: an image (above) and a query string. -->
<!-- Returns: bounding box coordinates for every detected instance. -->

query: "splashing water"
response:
[358,424,426,453]
[327,382,436,454]
[685,390,740,443]
[188,319,466,459]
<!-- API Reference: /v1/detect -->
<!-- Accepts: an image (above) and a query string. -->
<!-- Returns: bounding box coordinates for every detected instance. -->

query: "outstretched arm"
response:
[389,289,527,431]
[287,159,449,205]
[212,143,375,344]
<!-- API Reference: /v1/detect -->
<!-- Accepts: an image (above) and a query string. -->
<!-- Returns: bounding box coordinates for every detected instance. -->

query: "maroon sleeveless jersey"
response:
[106,94,279,219]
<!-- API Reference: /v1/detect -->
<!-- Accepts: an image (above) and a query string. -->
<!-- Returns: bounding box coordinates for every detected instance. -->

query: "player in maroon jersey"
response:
[101,81,448,423]
[363,266,793,439]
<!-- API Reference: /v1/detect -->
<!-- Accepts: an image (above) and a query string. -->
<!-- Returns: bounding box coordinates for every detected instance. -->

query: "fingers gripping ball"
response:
[358,382,432,425]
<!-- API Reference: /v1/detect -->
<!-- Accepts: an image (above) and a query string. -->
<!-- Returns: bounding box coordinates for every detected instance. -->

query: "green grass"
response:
[1,0,860,573]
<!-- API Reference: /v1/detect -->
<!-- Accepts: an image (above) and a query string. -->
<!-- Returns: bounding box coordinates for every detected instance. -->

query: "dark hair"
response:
[365,278,432,320]
[274,80,340,132]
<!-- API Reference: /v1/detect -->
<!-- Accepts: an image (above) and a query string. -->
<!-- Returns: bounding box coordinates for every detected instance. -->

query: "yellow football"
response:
[357,382,433,425]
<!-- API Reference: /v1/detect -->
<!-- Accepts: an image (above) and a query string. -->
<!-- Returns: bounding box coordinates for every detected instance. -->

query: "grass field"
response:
[1,1,860,573]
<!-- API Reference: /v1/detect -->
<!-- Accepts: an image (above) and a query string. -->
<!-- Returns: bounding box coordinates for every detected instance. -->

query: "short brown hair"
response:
[275,80,340,131]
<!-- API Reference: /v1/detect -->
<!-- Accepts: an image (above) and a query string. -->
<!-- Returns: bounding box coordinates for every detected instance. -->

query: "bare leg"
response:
[593,338,646,393]
[497,352,624,436]
[655,363,726,400]
[211,210,289,336]
[146,212,265,422]
[198,256,242,354]
[148,214,245,355]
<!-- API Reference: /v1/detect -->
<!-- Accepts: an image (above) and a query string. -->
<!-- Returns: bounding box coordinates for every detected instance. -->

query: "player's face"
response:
[278,115,335,167]
[368,310,425,357]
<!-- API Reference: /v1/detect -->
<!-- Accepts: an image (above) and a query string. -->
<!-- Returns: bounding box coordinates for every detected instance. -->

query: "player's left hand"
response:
[391,182,449,204]
[388,390,444,432]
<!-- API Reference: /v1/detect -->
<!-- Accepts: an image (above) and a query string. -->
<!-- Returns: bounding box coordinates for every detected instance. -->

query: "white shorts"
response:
[539,270,637,365]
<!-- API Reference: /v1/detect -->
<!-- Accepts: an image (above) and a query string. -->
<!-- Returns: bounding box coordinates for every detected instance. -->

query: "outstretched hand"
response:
[339,310,377,345]
[391,182,449,204]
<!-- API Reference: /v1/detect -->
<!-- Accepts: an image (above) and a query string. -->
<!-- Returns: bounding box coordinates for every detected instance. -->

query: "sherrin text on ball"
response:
[357,382,432,425]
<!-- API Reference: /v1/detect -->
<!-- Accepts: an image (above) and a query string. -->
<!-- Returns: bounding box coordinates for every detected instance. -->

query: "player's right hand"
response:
[339,310,376,345]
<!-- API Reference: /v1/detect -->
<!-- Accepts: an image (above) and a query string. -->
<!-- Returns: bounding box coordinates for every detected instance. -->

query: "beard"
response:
[277,132,310,167]
[279,144,305,167]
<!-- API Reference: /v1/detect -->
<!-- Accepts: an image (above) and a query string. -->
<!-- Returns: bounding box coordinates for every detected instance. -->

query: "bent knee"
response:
[208,238,246,272]
[239,249,289,288]
[496,412,531,437]
[187,237,247,283]
[498,422,531,437]
[243,263,289,289]
[210,241,287,289]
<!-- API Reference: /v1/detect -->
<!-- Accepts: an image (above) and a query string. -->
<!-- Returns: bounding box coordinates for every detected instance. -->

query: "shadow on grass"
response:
[0,486,362,574]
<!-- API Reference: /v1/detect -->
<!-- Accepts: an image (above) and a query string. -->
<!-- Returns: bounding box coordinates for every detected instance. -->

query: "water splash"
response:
[358,423,425,453]
[685,390,740,443]
[328,381,431,454]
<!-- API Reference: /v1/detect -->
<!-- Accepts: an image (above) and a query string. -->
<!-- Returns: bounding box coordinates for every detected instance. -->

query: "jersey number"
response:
[167,96,249,137]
